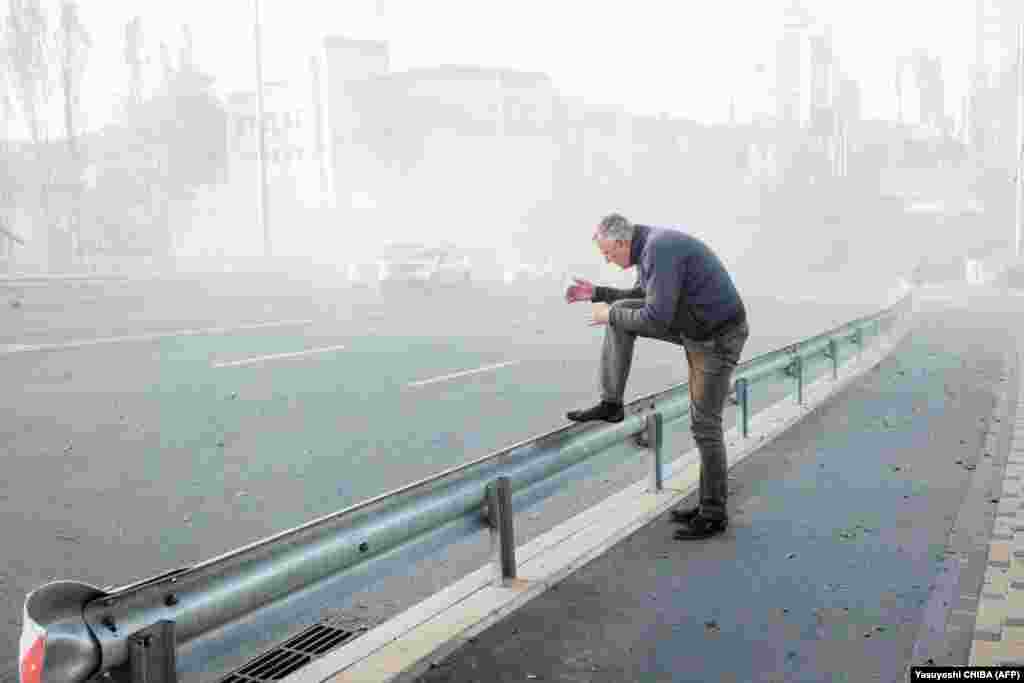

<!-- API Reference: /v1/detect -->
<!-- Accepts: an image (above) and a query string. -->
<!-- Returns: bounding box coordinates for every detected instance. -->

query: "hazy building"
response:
[896,51,947,135]
[321,36,390,221]
[969,0,1023,157]
[776,0,814,128]
[173,80,327,261]
[320,53,562,251]
[976,0,1024,80]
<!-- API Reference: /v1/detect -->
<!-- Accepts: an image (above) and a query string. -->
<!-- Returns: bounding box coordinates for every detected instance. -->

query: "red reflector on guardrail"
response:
[19,607,46,683]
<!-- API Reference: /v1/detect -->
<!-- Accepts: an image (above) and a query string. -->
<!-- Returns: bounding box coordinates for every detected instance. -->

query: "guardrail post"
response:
[796,354,803,405]
[484,477,516,584]
[645,412,664,492]
[784,350,803,405]
[827,338,838,380]
[735,378,749,438]
[110,620,177,683]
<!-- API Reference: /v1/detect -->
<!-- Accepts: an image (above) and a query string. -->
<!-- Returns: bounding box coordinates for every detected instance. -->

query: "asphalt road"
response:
[0,272,890,681]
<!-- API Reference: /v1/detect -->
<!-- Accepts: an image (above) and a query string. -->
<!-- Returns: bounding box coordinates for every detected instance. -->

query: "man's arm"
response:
[608,250,682,336]
[591,272,644,303]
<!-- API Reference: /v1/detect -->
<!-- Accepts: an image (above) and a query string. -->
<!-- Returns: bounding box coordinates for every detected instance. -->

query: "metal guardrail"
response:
[18,291,915,683]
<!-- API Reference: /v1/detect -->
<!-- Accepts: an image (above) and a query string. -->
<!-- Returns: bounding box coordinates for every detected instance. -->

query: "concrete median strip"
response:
[282,317,914,683]
[0,319,314,355]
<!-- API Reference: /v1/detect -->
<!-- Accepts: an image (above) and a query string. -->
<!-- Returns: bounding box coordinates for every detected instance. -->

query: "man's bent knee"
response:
[691,419,724,444]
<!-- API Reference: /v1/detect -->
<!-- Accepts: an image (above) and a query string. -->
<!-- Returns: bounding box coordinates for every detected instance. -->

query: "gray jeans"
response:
[600,299,749,521]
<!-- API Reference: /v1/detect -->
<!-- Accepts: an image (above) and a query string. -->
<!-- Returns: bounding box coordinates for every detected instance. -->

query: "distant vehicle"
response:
[503,257,560,286]
[993,262,1024,291]
[348,242,472,292]
[910,256,964,286]
[346,261,381,288]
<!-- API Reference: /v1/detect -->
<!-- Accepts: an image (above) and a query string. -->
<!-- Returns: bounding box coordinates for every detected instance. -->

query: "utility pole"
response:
[311,55,328,201]
[254,0,271,257]
[1015,23,1023,259]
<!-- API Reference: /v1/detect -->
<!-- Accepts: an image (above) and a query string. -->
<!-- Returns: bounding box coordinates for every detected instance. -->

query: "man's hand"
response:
[589,302,611,326]
[565,277,595,303]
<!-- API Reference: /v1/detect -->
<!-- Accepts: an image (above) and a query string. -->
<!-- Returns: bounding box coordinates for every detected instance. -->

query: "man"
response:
[565,213,748,540]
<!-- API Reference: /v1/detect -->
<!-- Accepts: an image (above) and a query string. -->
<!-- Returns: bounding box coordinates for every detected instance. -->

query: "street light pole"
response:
[254,0,271,258]
[1015,23,1023,259]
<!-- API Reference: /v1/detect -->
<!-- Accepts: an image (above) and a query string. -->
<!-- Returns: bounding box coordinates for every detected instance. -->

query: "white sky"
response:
[0,0,989,139]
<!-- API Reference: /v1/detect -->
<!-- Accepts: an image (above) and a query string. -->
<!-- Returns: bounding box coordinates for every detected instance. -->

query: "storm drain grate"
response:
[218,619,367,682]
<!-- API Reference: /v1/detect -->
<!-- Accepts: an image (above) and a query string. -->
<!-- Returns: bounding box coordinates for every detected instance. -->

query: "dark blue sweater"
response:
[593,224,745,341]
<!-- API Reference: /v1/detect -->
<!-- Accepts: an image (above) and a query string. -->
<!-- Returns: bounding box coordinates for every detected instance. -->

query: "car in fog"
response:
[347,242,472,292]
[910,255,966,286]
[503,257,561,286]
[993,262,1024,291]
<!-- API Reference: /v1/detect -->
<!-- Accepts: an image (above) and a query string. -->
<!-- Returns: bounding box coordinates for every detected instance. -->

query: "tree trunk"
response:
[63,65,77,160]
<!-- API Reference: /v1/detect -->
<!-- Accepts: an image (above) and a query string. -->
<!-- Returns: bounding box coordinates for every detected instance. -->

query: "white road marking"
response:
[407,360,521,388]
[213,344,347,368]
[0,319,314,355]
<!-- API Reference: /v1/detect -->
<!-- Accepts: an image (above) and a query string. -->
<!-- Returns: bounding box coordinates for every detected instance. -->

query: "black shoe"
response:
[567,401,624,423]
[673,516,728,540]
[669,506,700,524]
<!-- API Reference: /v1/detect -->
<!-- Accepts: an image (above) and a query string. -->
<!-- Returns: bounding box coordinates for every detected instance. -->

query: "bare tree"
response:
[5,0,51,146]
[0,26,13,138]
[124,16,142,107]
[180,23,192,71]
[55,0,90,159]
[159,40,173,87]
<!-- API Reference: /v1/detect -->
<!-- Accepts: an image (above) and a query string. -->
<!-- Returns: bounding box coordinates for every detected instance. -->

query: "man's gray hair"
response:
[595,213,634,242]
